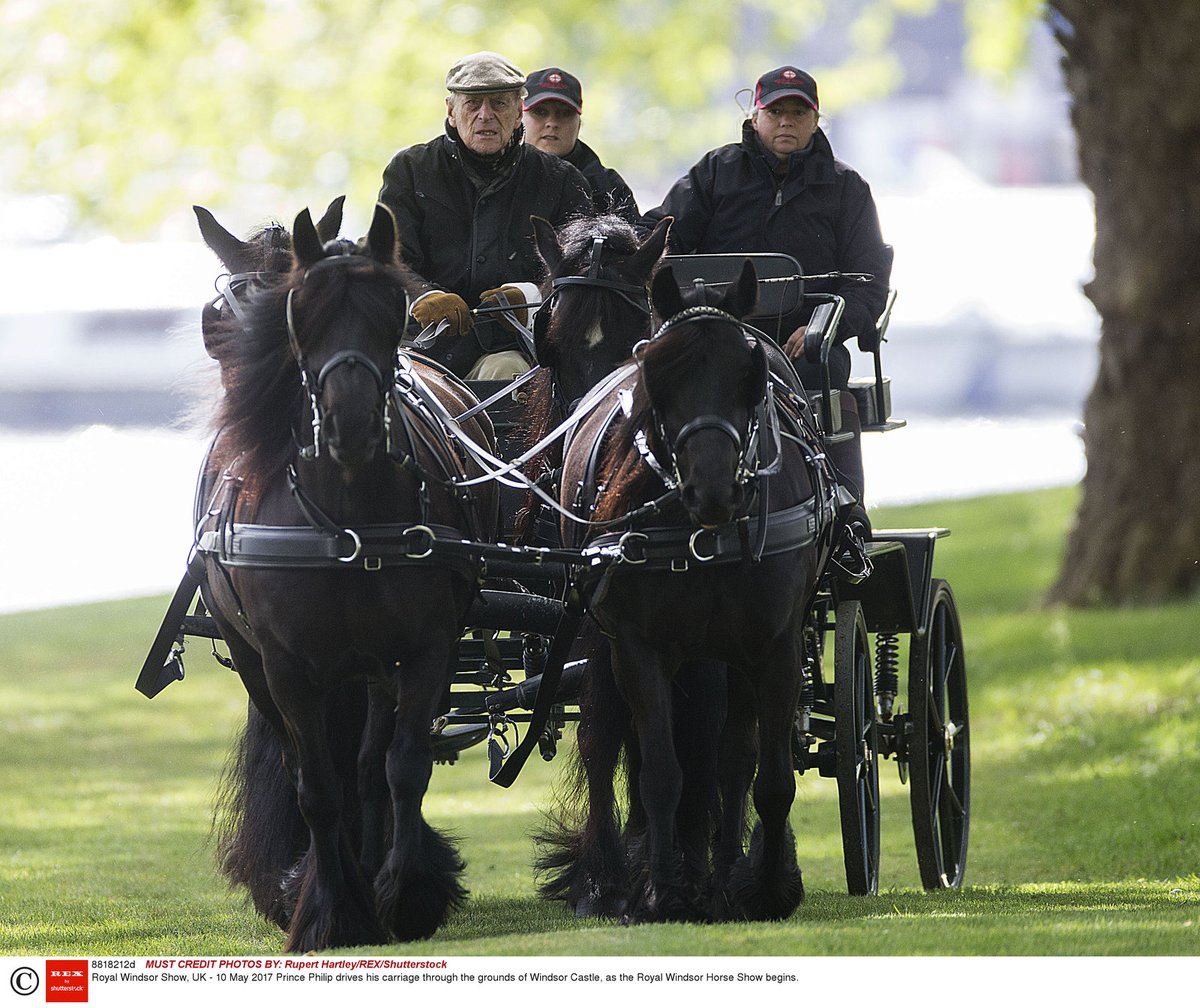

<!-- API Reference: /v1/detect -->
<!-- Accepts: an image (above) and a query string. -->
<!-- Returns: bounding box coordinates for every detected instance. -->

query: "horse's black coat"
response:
[197,203,496,952]
[541,262,832,922]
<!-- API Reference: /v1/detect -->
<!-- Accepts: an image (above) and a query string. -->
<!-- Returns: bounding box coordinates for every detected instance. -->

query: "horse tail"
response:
[212,700,306,929]
[533,624,634,915]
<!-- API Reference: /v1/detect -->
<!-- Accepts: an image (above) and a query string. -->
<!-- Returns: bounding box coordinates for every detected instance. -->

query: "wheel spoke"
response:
[941,642,959,691]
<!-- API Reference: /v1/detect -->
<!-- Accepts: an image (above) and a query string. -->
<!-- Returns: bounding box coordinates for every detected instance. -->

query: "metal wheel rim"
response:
[835,600,880,896]
[908,579,970,889]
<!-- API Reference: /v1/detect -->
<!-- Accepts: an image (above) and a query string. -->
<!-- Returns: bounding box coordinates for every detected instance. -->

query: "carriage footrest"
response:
[849,377,906,432]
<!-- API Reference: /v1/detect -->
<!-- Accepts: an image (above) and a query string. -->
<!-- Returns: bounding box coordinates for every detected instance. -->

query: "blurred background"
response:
[0,0,1090,612]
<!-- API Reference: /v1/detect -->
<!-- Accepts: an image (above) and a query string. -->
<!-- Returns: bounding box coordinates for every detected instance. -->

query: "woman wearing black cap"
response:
[522,67,641,225]
[642,65,891,537]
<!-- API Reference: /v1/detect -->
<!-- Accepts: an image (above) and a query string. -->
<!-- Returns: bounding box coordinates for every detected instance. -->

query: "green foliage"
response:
[962,0,1046,76]
[0,487,1197,956]
[2,0,1046,239]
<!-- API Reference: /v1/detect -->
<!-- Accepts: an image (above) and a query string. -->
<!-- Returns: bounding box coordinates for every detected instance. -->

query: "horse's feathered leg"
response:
[373,638,467,942]
[727,633,805,921]
[358,682,396,878]
[267,660,384,954]
[711,674,756,920]
[671,660,727,920]
[612,636,707,923]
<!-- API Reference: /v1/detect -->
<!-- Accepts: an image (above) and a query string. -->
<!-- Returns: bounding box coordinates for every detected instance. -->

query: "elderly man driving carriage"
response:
[642,65,891,542]
[378,51,593,380]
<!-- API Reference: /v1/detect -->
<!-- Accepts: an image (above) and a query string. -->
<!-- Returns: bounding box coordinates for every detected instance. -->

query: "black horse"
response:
[196,203,497,952]
[194,198,362,933]
[547,261,836,923]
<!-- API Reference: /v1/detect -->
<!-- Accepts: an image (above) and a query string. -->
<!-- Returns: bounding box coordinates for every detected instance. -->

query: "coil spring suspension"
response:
[792,646,818,772]
[874,632,900,722]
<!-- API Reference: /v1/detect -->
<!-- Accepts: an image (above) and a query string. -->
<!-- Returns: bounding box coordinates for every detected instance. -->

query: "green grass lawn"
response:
[0,486,1196,956]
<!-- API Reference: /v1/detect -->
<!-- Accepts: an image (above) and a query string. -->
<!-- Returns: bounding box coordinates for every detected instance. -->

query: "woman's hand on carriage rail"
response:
[478,285,531,332]
[783,324,808,360]
[411,290,473,335]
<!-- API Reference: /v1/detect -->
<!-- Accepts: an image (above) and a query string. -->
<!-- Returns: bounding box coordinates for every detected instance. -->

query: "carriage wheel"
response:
[908,578,970,890]
[834,600,880,896]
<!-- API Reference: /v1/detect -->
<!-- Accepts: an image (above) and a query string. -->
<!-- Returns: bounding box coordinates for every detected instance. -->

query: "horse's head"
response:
[195,197,346,353]
[284,203,410,471]
[643,261,769,528]
[532,213,671,408]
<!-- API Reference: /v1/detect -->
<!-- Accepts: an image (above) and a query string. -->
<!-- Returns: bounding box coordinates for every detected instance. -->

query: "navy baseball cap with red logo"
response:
[523,68,583,113]
[753,66,819,111]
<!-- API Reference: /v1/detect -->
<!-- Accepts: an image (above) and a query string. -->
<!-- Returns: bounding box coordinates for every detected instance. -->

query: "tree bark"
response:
[1046,0,1200,605]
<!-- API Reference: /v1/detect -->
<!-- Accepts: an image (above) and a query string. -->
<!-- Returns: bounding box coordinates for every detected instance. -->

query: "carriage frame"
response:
[141,251,970,898]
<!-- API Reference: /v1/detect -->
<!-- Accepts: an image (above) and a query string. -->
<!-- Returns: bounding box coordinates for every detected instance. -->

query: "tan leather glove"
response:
[411,290,472,335]
[479,285,530,333]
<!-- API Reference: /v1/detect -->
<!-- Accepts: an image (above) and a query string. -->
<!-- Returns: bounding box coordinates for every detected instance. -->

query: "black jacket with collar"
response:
[564,140,641,225]
[642,122,890,383]
[378,124,592,306]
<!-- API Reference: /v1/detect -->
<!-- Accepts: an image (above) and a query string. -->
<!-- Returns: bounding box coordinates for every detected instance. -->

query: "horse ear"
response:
[625,215,672,282]
[194,206,252,271]
[367,203,398,264]
[316,195,345,243]
[650,263,684,322]
[292,208,324,268]
[531,216,563,275]
[721,259,759,320]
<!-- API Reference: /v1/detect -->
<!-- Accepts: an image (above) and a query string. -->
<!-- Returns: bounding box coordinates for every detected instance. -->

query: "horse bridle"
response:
[636,304,779,494]
[284,257,399,460]
[537,235,653,415]
[202,271,268,333]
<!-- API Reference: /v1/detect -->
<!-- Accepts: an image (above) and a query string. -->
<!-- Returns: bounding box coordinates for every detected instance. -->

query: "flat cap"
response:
[445,51,526,94]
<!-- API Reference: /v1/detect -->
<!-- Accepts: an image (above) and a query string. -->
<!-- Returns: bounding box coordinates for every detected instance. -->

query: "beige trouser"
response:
[465,350,532,382]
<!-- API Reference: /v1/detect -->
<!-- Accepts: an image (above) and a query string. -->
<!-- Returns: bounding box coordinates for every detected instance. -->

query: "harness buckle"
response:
[404,524,435,559]
[617,531,649,564]
[688,527,718,563]
[336,528,363,563]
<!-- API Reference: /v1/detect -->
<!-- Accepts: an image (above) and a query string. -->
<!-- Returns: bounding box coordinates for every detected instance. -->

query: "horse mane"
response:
[210,251,413,483]
[241,221,293,274]
[512,214,659,541]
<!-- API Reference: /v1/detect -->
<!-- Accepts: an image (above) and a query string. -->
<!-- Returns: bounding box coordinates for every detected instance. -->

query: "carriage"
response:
[139,207,969,947]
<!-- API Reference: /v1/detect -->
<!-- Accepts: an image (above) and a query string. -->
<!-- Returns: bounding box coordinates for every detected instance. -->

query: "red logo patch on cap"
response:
[781,69,796,81]
[547,72,562,84]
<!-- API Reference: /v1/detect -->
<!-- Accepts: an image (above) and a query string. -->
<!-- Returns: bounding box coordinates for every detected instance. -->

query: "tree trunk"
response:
[1046,0,1200,606]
